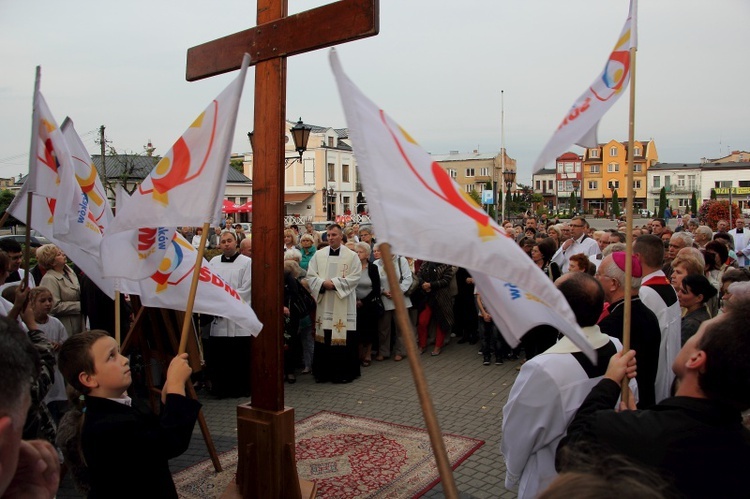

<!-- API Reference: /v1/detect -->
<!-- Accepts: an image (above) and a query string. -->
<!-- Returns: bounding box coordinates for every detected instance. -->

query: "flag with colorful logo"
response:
[531,0,637,172]
[60,118,113,234]
[6,184,119,298]
[133,231,262,336]
[107,53,251,234]
[330,49,594,359]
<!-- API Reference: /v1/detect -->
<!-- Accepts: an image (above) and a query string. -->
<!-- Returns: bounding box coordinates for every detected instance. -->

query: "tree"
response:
[612,189,621,218]
[230,158,245,174]
[690,191,698,215]
[468,188,481,206]
[0,190,16,227]
[657,186,668,218]
[710,188,717,200]
[569,191,577,213]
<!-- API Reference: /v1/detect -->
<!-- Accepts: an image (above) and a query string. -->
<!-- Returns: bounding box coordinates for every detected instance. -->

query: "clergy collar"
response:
[543,325,611,355]
[329,245,342,256]
[221,252,240,263]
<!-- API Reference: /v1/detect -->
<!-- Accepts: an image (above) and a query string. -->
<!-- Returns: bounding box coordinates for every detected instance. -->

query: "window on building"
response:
[677,175,685,188]
[590,149,600,158]
[343,196,351,214]
[303,159,314,185]
[548,180,554,190]
[633,180,642,190]
[588,181,597,190]
[448,168,457,179]
[739,180,750,188]
[465,168,475,177]
[342,164,350,183]
[564,162,574,173]
[608,180,620,190]
[557,163,564,173]
[633,163,642,172]
[590,164,600,174]
[480,167,489,176]
[327,163,335,182]
[557,181,566,192]
[465,184,474,193]
[634,147,641,156]
[607,163,620,173]
[535,180,541,190]
[715,180,732,188]
[665,175,671,187]
[610,146,618,157]
[653,176,660,188]
[688,175,696,190]
[327,136,334,147]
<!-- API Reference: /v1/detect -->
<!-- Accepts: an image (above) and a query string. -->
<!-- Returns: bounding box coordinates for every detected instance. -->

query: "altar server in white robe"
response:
[207,230,253,397]
[501,272,638,499]
[306,224,362,383]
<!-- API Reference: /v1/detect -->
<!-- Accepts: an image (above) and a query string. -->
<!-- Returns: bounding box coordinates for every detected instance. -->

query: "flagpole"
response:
[22,67,42,292]
[621,43,637,405]
[379,243,459,499]
[178,222,211,354]
[115,290,121,345]
[500,90,506,225]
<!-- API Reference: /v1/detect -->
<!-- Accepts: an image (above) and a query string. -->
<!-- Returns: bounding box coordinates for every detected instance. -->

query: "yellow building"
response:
[581,139,658,214]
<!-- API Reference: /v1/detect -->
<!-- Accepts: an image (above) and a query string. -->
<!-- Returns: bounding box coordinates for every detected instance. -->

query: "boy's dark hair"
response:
[58,330,111,396]
[557,273,604,327]
[698,293,750,411]
[634,235,665,268]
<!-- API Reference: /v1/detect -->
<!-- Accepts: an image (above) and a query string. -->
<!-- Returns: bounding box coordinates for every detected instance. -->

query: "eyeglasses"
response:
[569,224,585,228]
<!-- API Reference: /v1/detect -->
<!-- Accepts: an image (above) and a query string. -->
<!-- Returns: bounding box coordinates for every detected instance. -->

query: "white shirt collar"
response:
[107,394,133,407]
[541,325,611,355]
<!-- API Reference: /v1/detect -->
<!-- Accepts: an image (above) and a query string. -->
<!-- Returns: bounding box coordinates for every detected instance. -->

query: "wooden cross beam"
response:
[186,1,378,497]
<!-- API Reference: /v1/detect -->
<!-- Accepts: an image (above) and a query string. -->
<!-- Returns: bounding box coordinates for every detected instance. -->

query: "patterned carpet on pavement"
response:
[173,410,484,498]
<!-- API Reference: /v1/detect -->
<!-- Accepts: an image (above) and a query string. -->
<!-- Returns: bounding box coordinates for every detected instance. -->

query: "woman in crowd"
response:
[532,237,561,281]
[373,243,415,362]
[299,234,317,271]
[38,244,83,337]
[283,228,299,253]
[719,267,750,312]
[669,249,705,291]
[191,227,208,249]
[678,273,717,344]
[354,242,381,366]
[546,225,562,248]
[567,253,590,274]
[414,261,455,356]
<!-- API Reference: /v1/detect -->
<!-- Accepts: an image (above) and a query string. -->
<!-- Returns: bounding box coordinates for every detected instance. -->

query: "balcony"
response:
[648,185,700,195]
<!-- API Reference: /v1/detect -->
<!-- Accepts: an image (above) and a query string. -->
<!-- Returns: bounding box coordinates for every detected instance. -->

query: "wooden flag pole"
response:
[22,194,32,291]
[178,222,211,354]
[115,290,121,345]
[621,44,638,403]
[380,243,459,498]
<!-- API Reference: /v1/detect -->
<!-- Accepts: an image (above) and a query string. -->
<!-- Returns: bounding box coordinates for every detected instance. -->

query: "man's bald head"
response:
[239,237,252,258]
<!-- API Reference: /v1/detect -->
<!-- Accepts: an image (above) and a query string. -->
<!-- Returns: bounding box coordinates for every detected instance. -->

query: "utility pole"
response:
[500,90,506,225]
[98,125,107,188]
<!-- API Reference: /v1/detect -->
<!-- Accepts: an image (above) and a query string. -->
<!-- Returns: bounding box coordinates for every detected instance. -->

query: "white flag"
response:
[531,0,637,172]
[330,50,594,359]
[107,54,250,234]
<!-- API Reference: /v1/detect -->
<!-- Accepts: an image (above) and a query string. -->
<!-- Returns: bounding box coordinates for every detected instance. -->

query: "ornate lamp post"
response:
[248,117,311,166]
[571,179,581,215]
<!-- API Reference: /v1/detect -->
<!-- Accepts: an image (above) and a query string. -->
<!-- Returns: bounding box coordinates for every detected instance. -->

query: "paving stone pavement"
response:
[55,338,523,498]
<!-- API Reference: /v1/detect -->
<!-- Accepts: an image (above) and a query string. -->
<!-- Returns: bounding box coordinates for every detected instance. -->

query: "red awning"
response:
[237,201,253,213]
[222,199,240,214]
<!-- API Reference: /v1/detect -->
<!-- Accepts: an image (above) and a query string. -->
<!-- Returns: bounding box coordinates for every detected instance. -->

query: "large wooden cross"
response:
[186,1,378,497]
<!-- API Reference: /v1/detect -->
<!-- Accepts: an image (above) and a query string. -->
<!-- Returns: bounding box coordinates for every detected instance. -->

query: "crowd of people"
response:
[1,210,749,498]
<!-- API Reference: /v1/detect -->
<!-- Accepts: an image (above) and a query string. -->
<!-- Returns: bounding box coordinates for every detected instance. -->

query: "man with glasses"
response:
[663,232,694,278]
[551,217,599,273]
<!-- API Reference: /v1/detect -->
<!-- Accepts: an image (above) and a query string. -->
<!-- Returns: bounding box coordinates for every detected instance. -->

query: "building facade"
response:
[581,139,658,215]
[531,168,556,211]
[646,163,701,215]
[432,149,517,200]
[554,152,583,211]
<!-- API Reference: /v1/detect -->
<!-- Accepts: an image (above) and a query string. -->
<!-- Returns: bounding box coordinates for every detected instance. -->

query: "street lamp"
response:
[502,169,516,221]
[610,184,616,219]
[248,117,312,166]
[571,179,581,215]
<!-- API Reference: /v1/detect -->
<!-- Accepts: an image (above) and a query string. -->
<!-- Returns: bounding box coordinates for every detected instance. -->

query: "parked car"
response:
[0,233,51,248]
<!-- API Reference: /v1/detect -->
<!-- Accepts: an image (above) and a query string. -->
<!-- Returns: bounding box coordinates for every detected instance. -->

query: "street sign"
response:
[482,190,494,205]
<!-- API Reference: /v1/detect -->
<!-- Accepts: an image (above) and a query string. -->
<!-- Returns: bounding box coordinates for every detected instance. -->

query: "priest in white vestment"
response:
[306,224,362,383]
[501,273,638,498]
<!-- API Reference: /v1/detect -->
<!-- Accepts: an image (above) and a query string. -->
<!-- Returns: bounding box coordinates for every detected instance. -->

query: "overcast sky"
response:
[1,0,748,184]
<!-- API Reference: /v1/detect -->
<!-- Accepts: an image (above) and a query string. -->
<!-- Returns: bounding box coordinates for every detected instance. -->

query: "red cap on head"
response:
[611,251,642,278]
